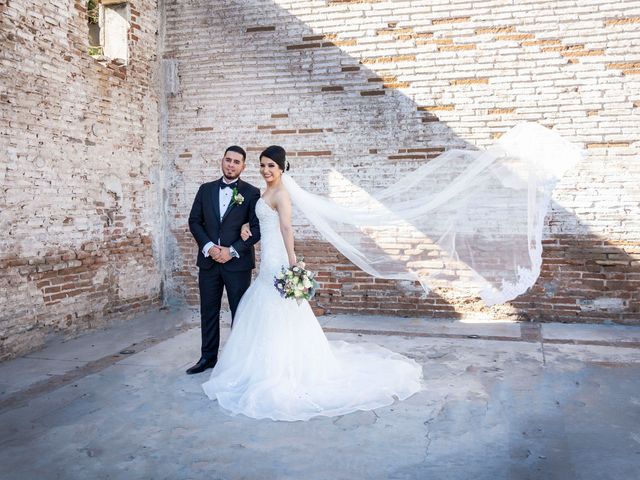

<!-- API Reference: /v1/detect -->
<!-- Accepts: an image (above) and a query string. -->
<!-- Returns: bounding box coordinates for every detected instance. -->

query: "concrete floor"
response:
[1,308,639,480]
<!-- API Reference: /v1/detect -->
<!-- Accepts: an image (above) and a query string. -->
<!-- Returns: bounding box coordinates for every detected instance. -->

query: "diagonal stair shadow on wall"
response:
[163,0,639,322]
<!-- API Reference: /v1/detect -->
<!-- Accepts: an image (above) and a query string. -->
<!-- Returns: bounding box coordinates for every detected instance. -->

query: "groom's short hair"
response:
[224,145,246,162]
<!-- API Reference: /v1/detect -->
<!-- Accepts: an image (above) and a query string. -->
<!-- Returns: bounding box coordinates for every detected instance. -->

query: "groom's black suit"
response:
[188,177,261,362]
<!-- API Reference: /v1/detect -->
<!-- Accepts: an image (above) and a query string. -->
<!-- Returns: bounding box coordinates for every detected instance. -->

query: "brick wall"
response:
[3,0,639,362]
[165,0,640,324]
[0,0,163,360]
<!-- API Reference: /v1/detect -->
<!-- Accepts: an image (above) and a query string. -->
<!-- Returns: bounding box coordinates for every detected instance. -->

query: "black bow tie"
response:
[220,182,238,190]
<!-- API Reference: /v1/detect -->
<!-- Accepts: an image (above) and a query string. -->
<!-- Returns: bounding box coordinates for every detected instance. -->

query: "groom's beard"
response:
[222,173,241,182]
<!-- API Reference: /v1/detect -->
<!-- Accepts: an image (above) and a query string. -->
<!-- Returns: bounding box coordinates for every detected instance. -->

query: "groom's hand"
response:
[240,223,251,241]
[208,245,221,258]
[212,246,232,263]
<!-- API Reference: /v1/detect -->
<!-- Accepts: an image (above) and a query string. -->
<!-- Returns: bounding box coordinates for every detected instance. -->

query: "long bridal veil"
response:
[282,122,584,305]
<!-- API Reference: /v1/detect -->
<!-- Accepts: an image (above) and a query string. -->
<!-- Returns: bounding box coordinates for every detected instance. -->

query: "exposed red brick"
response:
[418,105,455,111]
[607,62,640,70]
[298,128,324,134]
[496,33,535,40]
[297,151,332,157]
[542,44,585,53]
[406,147,445,153]
[586,142,630,148]
[475,26,517,34]
[562,49,604,57]
[450,78,489,85]
[605,17,640,25]
[438,44,476,51]
[432,17,470,25]
[388,154,426,160]
[521,39,562,46]
[384,82,410,88]
[488,107,516,114]
[361,55,416,64]
[287,43,321,50]
[246,26,276,32]
[271,129,297,135]
[328,0,382,3]
[322,39,357,47]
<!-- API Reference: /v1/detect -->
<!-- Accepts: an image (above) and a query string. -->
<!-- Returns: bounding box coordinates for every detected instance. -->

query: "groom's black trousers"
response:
[198,265,252,361]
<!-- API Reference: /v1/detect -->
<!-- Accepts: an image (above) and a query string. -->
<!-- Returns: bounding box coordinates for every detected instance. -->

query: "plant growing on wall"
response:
[87,0,99,24]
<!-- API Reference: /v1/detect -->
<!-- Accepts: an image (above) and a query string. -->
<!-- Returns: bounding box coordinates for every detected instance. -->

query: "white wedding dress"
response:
[202,198,423,421]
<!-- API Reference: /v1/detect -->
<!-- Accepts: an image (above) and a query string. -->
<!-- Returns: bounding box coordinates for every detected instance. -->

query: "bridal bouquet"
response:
[274,260,319,304]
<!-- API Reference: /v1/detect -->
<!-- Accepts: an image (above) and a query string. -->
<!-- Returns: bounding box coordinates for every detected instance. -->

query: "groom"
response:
[186,145,261,374]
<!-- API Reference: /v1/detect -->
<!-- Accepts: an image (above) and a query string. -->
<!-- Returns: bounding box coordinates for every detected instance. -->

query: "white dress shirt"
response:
[202,178,240,259]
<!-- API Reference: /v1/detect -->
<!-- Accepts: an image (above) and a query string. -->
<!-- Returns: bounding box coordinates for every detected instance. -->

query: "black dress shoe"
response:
[186,357,217,375]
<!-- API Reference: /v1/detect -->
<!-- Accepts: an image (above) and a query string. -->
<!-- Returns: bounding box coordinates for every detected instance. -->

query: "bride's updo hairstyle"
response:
[260,145,290,172]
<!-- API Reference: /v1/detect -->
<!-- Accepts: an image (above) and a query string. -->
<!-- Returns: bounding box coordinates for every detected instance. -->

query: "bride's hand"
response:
[240,223,251,241]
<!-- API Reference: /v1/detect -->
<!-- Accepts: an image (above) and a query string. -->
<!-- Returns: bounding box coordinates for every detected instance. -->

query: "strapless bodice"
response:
[256,198,289,282]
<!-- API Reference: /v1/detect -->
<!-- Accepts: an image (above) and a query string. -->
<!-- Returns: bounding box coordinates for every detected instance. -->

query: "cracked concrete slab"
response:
[0,308,639,480]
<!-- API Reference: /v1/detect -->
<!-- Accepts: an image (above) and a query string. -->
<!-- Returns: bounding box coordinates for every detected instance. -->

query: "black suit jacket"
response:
[188,178,261,272]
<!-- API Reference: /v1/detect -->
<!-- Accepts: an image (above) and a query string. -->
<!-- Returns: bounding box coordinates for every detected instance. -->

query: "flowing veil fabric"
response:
[282,122,584,305]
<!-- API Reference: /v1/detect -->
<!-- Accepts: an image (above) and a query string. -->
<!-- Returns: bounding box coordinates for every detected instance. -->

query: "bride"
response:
[202,146,424,421]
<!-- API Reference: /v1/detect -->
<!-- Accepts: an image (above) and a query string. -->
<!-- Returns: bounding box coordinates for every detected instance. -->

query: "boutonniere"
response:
[232,187,244,206]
